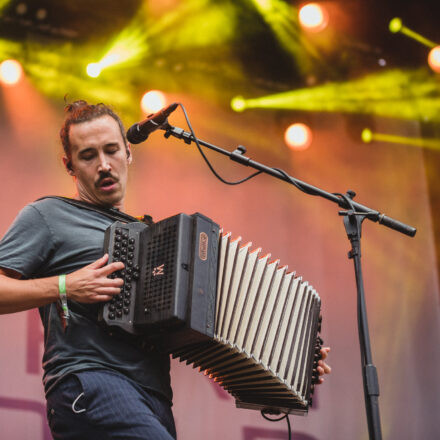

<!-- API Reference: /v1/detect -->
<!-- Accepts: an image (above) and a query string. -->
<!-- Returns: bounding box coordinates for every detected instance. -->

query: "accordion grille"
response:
[143,223,177,313]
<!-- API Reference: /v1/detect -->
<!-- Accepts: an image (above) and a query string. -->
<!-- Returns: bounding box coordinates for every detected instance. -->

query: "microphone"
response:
[126,102,178,144]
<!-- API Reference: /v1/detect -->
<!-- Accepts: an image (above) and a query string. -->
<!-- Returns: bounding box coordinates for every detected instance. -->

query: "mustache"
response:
[96,172,118,187]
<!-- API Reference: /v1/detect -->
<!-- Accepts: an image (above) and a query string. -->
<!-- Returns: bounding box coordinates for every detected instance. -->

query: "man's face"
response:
[64,115,131,209]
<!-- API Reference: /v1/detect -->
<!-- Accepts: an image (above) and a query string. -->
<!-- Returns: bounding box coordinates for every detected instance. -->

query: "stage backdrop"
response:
[0,91,439,440]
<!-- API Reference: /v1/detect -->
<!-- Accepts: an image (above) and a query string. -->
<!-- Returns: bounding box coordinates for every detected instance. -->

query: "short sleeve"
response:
[0,205,55,278]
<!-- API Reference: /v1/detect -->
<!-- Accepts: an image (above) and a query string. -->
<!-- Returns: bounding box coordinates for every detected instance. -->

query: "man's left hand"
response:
[317,347,331,384]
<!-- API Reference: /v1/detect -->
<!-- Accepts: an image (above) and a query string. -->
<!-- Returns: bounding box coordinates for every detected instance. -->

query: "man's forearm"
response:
[0,273,59,314]
[0,255,125,314]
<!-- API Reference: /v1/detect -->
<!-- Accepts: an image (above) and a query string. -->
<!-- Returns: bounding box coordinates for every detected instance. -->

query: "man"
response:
[0,101,330,439]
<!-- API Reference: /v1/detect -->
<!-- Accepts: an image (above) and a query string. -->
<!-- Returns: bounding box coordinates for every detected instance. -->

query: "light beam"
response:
[362,128,440,150]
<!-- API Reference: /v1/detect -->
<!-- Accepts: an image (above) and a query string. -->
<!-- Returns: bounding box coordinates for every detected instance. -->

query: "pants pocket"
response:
[70,374,88,414]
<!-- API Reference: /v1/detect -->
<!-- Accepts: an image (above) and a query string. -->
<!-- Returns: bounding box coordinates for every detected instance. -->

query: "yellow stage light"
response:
[284,123,312,150]
[388,17,436,48]
[141,90,167,114]
[389,18,403,34]
[86,63,102,78]
[230,69,440,122]
[0,59,23,85]
[361,128,440,150]
[428,46,440,73]
[361,128,373,143]
[298,3,328,32]
[230,96,247,112]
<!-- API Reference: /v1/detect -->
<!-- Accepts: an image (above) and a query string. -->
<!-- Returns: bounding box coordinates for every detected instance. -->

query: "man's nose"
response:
[98,154,111,172]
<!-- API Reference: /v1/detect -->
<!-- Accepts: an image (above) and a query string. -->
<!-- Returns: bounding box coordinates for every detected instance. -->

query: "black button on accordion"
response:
[100,212,323,415]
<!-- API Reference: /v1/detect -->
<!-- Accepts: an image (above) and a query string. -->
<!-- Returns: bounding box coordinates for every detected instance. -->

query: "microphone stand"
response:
[162,124,416,440]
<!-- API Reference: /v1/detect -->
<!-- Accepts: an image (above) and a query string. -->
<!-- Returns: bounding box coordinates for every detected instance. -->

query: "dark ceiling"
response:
[0,0,142,41]
[1,0,439,102]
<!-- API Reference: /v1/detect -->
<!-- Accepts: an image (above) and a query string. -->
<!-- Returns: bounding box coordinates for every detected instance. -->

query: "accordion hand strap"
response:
[35,196,154,225]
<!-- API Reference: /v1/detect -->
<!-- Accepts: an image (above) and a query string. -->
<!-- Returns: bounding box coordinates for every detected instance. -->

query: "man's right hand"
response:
[66,254,124,303]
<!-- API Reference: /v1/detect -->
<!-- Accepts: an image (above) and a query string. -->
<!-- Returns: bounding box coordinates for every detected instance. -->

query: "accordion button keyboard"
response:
[101,220,149,334]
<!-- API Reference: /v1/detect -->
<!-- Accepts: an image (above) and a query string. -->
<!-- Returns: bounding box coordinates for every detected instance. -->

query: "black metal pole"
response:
[343,212,382,440]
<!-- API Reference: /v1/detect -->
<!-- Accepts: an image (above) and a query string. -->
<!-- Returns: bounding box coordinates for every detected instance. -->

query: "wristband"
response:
[58,274,69,323]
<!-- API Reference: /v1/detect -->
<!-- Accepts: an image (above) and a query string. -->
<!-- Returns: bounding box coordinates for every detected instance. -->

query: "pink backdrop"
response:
[0,89,439,439]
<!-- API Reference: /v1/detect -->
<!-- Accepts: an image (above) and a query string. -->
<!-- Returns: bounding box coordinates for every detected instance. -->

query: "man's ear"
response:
[62,156,75,176]
[126,144,132,165]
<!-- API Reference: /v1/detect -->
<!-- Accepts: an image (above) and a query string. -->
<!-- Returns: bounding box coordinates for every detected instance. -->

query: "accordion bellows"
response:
[100,213,322,414]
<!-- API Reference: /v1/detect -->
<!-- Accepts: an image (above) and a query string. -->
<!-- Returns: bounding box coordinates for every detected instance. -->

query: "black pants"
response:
[46,370,176,440]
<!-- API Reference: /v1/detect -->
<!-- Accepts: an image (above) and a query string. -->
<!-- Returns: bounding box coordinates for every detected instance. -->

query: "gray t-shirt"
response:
[0,197,172,401]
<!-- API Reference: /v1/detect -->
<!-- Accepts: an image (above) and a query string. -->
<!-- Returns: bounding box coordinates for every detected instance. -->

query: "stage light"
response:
[428,46,440,73]
[85,14,149,78]
[361,128,373,143]
[84,2,240,79]
[141,90,167,114]
[284,123,312,150]
[15,2,27,15]
[388,17,436,48]
[298,3,328,32]
[361,128,440,150]
[389,18,402,34]
[230,96,247,112]
[86,62,102,78]
[35,8,47,21]
[228,70,440,122]
[0,59,23,85]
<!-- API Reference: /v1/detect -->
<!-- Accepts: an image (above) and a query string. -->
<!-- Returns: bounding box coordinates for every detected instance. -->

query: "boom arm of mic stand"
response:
[163,125,417,237]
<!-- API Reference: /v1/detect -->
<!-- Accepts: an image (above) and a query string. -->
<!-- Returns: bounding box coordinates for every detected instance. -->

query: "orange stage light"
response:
[428,46,440,73]
[0,59,23,86]
[298,3,329,32]
[141,90,167,114]
[284,123,312,150]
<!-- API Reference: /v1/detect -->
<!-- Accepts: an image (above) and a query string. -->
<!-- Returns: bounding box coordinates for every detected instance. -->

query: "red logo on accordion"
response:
[199,232,208,261]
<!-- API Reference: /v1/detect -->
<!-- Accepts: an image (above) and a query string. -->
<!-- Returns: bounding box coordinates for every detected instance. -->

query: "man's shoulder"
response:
[32,195,69,206]
[30,196,119,230]
[27,196,72,217]
[30,196,97,214]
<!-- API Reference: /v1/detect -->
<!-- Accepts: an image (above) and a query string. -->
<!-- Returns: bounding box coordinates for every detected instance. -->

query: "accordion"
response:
[100,213,323,415]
